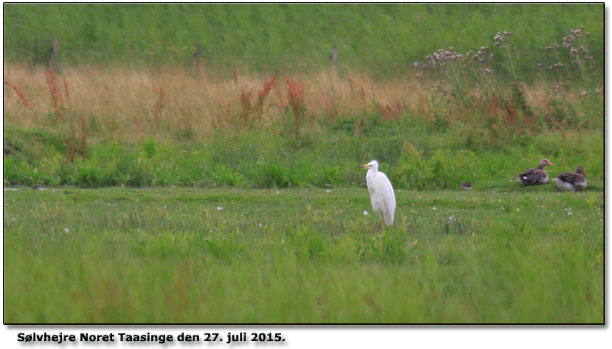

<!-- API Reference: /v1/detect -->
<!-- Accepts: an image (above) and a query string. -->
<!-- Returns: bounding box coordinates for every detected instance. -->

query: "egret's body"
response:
[362,160,396,226]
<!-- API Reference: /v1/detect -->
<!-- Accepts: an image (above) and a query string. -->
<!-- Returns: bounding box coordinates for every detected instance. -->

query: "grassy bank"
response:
[4,188,604,323]
[3,62,604,189]
[3,4,603,78]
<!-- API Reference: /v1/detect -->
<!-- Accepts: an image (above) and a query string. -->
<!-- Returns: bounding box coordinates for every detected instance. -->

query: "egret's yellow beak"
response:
[361,163,370,168]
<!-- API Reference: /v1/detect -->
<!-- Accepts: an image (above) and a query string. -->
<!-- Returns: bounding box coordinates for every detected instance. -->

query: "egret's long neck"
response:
[367,168,378,180]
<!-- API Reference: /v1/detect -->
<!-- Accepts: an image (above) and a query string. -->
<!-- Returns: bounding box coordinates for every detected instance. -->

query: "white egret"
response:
[361,160,396,226]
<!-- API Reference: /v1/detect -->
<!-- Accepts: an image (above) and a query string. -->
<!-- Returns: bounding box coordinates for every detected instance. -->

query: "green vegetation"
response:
[4,188,603,323]
[3,123,604,191]
[4,4,603,78]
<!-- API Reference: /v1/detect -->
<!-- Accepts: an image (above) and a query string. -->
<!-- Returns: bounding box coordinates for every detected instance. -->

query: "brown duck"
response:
[553,166,587,192]
[517,159,553,185]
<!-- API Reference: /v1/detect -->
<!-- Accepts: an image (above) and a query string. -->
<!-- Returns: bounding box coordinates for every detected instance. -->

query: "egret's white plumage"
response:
[362,160,396,226]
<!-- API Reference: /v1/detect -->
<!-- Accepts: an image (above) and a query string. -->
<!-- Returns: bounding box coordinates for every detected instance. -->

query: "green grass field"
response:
[4,187,603,323]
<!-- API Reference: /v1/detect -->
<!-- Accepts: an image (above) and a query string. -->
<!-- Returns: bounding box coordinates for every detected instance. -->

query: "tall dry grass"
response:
[3,63,599,144]
[3,63,423,140]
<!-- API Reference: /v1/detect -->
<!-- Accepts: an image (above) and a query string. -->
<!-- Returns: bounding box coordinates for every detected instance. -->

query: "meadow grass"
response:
[3,187,603,323]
